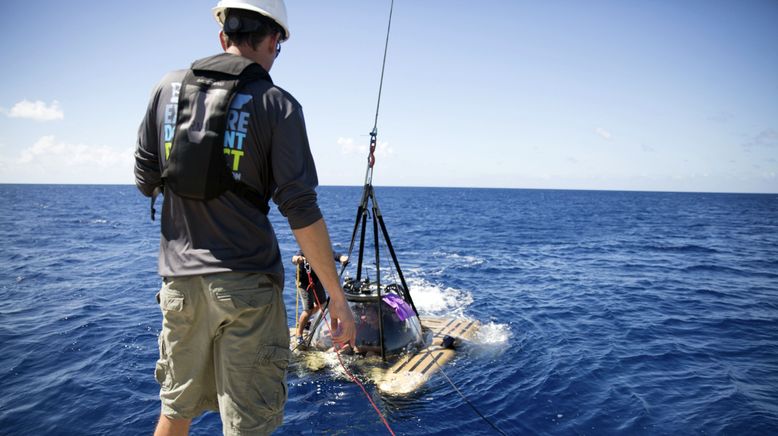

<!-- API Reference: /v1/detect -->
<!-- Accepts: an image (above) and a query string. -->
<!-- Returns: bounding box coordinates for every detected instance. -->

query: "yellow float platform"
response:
[290,316,480,396]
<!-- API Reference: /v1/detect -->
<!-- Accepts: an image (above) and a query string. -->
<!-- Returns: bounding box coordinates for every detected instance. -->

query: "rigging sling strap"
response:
[151,53,272,220]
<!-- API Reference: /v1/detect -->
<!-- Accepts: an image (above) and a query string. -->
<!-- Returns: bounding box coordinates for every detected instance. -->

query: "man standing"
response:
[292,250,349,346]
[134,1,356,434]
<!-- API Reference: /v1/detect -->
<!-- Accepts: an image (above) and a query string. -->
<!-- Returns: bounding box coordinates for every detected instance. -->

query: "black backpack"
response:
[151,53,270,220]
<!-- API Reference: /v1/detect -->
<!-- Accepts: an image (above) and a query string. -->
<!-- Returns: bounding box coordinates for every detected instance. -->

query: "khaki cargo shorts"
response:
[155,272,291,435]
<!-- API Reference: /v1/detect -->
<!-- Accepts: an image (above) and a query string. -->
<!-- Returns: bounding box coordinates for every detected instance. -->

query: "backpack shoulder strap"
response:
[191,53,272,84]
[190,54,273,215]
[157,54,272,218]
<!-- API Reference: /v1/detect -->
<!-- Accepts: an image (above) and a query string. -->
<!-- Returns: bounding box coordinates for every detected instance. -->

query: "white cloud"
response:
[374,140,394,157]
[0,135,134,183]
[338,137,365,155]
[19,135,130,166]
[707,111,734,124]
[338,136,393,157]
[744,129,778,148]
[2,99,64,121]
[595,127,612,140]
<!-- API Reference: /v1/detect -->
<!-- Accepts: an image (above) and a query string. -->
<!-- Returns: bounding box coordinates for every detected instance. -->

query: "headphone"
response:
[224,11,265,33]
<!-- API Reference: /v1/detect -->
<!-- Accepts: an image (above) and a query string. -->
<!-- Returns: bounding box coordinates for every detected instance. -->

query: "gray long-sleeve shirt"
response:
[135,54,322,284]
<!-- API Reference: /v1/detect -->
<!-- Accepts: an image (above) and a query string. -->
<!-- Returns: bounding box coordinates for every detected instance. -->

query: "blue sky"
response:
[0,0,776,193]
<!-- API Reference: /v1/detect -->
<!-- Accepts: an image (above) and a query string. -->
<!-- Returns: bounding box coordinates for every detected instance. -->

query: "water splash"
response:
[405,276,473,317]
[473,321,512,345]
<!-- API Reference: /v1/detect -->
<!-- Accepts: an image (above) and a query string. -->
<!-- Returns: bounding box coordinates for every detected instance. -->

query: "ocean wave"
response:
[646,243,720,254]
[431,250,486,268]
[682,264,778,279]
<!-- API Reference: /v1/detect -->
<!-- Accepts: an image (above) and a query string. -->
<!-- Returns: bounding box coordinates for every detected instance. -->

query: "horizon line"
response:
[0,182,776,196]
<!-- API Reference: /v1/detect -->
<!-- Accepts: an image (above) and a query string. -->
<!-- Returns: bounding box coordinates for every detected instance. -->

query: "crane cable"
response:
[372,0,393,135]
[301,1,501,434]
[364,0,394,187]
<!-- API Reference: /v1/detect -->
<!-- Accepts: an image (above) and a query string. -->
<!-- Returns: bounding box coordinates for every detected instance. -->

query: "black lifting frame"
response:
[343,183,419,316]
[333,0,417,361]
[339,174,420,360]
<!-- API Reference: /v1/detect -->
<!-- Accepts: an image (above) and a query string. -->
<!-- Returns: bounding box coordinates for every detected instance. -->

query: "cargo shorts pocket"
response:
[211,274,275,310]
[155,359,173,390]
[224,289,274,310]
[155,333,174,390]
[244,345,291,418]
[155,283,190,392]
[158,287,185,312]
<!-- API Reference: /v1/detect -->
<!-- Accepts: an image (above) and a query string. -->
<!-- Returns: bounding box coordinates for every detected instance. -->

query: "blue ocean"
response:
[1,184,777,435]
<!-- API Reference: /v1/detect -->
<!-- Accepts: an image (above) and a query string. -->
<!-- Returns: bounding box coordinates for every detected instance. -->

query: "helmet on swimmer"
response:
[213,0,290,42]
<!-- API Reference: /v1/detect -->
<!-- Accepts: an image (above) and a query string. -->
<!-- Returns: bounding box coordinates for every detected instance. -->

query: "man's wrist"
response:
[327,287,347,303]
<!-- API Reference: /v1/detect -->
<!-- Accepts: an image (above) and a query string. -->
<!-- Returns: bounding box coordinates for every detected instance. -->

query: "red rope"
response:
[304,265,396,436]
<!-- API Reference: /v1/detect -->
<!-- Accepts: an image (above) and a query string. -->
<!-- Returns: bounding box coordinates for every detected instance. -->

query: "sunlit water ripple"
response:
[1,185,776,435]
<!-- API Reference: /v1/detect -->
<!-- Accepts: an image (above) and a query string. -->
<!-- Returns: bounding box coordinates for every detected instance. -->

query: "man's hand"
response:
[290,219,356,348]
[328,297,356,349]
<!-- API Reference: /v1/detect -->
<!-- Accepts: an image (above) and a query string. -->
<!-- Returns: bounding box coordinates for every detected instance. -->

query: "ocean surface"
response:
[1,184,777,435]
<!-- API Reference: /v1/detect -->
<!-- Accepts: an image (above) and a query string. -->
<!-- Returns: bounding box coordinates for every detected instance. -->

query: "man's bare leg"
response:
[154,414,191,436]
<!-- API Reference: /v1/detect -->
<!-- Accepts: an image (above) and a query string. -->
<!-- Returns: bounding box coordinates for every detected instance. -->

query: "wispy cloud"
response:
[17,135,130,166]
[338,137,365,155]
[595,127,612,141]
[744,129,778,148]
[641,143,655,152]
[1,99,64,121]
[338,136,393,157]
[707,111,734,124]
[0,135,134,183]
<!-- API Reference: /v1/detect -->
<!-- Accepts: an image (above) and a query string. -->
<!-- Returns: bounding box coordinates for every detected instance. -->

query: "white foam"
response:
[473,321,511,345]
[378,371,429,395]
[461,322,512,360]
[405,276,473,317]
[430,250,486,267]
[444,252,485,267]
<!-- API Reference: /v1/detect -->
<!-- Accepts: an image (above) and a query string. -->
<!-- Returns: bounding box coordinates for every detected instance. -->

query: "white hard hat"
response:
[213,0,289,41]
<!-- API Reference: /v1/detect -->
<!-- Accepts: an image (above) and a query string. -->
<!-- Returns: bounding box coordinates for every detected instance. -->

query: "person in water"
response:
[134,1,355,434]
[293,250,349,345]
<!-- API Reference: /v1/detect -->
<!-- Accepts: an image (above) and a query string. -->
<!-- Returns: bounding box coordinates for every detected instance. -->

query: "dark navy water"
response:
[1,185,777,435]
